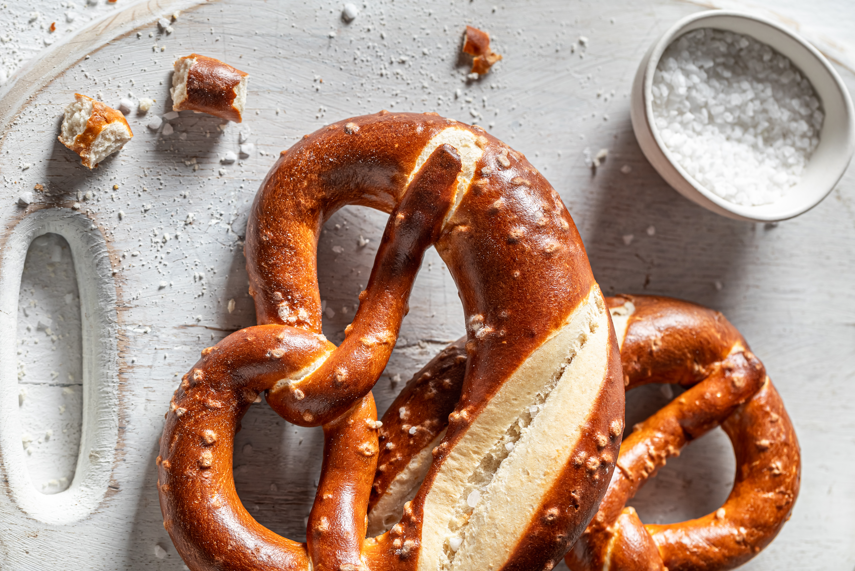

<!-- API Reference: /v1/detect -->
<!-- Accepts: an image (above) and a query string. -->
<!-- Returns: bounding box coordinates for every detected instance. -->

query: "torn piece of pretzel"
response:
[58,93,133,169]
[170,54,249,122]
[462,25,503,75]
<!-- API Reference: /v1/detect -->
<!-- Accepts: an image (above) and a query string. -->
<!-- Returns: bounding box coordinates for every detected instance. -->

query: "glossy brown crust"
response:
[173,54,248,122]
[462,26,503,74]
[59,93,132,168]
[265,144,461,427]
[566,295,800,571]
[160,111,622,571]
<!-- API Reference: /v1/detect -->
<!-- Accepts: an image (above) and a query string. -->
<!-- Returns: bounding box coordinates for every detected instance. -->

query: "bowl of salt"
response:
[631,10,855,222]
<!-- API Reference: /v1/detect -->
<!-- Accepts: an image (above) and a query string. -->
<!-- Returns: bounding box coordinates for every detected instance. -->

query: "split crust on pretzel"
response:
[158,112,624,571]
[374,296,799,571]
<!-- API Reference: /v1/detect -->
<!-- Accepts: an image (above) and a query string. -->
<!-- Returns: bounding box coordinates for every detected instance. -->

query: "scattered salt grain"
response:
[646,225,656,236]
[714,280,723,291]
[342,3,359,22]
[221,151,237,164]
[147,115,163,130]
[622,234,634,246]
[162,123,174,136]
[652,28,823,205]
[17,192,33,207]
[163,111,179,121]
[118,98,134,114]
[227,299,235,313]
[620,164,632,174]
[157,18,170,31]
[239,143,255,157]
[238,125,251,143]
[154,544,167,559]
[593,148,608,167]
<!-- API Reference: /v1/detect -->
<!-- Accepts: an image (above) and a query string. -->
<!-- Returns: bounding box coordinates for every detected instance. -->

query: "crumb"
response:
[138,98,154,112]
[462,25,502,75]
[342,3,359,22]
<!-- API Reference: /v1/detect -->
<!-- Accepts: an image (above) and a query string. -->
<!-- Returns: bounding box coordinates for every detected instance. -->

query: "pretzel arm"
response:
[266,145,462,427]
[309,394,379,571]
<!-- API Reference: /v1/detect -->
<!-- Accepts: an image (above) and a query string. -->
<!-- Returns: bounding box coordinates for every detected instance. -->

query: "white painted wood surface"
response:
[1,0,854,568]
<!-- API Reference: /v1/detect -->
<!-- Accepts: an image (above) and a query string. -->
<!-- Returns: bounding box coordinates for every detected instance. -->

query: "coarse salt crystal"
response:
[342,3,359,22]
[221,151,237,164]
[466,490,481,508]
[147,115,162,130]
[239,143,255,157]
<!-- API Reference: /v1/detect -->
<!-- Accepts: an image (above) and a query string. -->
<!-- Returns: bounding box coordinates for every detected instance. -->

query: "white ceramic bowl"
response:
[630,10,855,222]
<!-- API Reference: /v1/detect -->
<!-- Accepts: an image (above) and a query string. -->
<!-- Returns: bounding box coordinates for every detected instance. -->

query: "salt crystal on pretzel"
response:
[170,54,249,122]
[57,93,133,169]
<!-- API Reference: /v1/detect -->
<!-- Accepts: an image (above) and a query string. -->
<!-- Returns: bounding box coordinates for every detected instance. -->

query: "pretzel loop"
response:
[566,295,800,571]
[366,295,800,571]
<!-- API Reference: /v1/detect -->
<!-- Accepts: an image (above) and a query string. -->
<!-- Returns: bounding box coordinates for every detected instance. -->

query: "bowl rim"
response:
[639,9,855,222]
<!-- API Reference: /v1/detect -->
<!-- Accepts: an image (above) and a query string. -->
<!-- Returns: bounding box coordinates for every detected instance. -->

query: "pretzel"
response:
[170,54,249,122]
[157,111,624,571]
[58,93,133,168]
[371,296,799,570]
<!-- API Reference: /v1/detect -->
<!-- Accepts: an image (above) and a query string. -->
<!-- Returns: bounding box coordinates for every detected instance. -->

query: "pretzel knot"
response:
[566,295,801,571]
[157,112,625,571]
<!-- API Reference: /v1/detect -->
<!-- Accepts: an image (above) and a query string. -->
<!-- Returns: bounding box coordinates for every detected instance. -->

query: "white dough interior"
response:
[412,286,611,571]
[233,75,248,115]
[367,430,447,537]
[608,299,635,350]
[59,95,93,146]
[86,122,132,167]
[170,56,196,109]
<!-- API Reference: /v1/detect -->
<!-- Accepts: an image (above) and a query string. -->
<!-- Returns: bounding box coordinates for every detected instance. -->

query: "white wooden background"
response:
[1,0,854,568]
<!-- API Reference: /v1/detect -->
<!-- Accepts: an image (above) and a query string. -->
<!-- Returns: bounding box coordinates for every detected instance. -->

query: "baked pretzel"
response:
[157,111,625,571]
[565,295,800,571]
[371,296,799,571]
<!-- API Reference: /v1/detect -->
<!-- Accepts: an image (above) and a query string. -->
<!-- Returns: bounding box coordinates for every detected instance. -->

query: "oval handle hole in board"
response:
[0,208,119,525]
[17,233,83,495]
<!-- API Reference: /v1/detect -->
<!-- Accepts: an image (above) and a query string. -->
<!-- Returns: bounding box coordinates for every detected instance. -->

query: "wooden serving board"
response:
[0,0,853,568]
